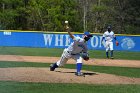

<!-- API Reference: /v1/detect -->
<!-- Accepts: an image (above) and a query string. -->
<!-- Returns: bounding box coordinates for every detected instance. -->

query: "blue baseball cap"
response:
[84,31,93,37]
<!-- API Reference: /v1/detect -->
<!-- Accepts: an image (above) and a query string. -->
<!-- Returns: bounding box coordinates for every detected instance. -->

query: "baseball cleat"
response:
[110,57,114,59]
[75,72,85,76]
[50,63,58,71]
[50,64,55,71]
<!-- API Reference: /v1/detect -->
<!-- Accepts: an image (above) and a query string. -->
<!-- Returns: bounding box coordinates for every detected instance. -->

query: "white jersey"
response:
[66,36,87,54]
[103,31,115,42]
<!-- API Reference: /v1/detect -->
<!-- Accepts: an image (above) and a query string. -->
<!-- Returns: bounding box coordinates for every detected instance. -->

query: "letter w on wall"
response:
[43,34,53,46]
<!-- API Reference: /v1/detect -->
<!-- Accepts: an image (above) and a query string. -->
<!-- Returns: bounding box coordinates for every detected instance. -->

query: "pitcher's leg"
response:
[50,63,58,71]
[50,56,68,71]
[73,55,84,76]
[50,49,69,71]
[76,63,82,73]
[56,56,68,67]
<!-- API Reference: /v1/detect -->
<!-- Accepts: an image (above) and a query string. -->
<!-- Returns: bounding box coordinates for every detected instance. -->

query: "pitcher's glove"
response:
[81,52,89,61]
[116,41,119,46]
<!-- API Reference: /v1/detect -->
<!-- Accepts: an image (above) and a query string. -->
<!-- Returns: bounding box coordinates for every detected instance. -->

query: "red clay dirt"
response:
[0,55,140,84]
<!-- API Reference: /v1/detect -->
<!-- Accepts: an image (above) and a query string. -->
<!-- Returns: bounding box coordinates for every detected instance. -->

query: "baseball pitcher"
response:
[101,25,119,59]
[50,21,92,76]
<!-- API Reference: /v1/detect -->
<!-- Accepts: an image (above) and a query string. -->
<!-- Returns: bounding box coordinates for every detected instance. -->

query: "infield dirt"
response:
[0,55,140,84]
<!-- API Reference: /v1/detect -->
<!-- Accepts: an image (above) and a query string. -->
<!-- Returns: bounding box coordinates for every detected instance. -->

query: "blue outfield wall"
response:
[0,31,139,52]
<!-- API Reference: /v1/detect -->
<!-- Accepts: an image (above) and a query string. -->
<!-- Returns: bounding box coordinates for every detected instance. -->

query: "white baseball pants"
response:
[56,49,82,66]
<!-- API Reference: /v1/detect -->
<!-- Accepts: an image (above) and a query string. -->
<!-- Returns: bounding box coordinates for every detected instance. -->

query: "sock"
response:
[106,52,109,58]
[111,50,113,57]
[76,63,82,73]
[52,63,58,69]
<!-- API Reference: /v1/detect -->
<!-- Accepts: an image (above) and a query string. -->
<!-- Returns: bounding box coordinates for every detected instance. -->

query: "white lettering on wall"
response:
[55,35,64,46]
[99,36,103,48]
[91,35,98,47]
[43,34,53,46]
[43,34,103,48]
[65,35,71,46]
[3,31,11,35]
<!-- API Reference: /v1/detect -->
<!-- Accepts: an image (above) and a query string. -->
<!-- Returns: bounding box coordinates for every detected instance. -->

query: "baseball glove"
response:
[81,53,89,61]
[116,41,119,46]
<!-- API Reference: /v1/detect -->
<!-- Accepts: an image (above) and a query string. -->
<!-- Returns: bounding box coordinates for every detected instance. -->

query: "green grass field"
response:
[0,46,140,60]
[0,81,140,93]
[0,46,140,93]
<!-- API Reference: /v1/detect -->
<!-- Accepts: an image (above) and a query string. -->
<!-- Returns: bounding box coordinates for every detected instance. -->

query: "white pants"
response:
[105,41,113,52]
[56,49,82,66]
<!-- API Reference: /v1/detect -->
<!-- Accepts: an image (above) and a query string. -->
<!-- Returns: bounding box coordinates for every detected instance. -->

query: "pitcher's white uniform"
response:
[56,36,87,66]
[102,31,115,52]
[50,23,92,76]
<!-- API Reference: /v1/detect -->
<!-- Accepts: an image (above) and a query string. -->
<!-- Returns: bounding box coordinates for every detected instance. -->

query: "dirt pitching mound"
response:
[0,67,140,84]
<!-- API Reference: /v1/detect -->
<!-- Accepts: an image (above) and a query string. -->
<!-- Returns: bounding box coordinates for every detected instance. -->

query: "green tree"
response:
[0,0,140,34]
[88,0,115,33]
[0,0,19,29]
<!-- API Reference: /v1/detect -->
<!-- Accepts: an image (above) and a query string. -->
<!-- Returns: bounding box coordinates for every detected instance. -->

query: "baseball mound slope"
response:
[0,55,140,84]
[0,67,140,84]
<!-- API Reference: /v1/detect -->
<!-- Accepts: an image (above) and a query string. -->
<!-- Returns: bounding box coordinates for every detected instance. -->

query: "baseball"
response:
[65,20,68,24]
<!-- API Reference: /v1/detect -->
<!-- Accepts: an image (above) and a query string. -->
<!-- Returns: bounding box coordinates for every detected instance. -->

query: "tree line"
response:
[0,0,140,34]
